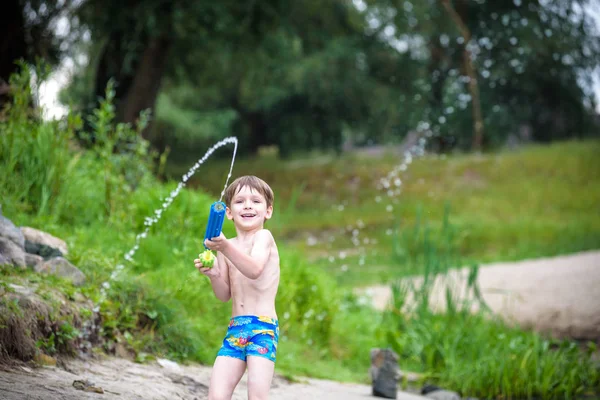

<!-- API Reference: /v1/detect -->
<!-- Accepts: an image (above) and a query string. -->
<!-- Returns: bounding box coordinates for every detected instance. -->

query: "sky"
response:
[38,2,600,120]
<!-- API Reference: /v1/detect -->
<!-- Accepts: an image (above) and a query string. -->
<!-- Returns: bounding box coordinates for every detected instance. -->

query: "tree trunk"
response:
[245,111,268,153]
[440,0,484,151]
[94,32,133,105]
[428,37,448,114]
[0,0,27,108]
[119,33,171,135]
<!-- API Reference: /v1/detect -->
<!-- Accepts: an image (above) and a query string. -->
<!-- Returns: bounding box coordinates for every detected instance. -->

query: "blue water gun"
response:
[203,201,226,249]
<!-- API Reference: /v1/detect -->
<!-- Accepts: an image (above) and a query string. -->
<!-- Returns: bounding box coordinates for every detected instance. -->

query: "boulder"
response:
[21,227,68,256]
[25,253,44,270]
[0,215,25,249]
[370,348,400,399]
[0,237,26,268]
[35,257,86,286]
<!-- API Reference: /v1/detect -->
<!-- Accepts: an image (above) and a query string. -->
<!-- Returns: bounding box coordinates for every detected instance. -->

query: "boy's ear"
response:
[226,206,233,220]
[265,205,273,220]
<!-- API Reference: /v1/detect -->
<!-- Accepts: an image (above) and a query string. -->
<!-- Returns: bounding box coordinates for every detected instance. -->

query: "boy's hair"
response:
[224,175,274,208]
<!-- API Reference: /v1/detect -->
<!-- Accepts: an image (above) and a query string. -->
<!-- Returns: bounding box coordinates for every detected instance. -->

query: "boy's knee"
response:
[209,391,233,400]
[209,384,237,400]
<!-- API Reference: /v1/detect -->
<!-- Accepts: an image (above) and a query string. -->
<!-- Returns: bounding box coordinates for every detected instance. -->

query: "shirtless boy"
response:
[194,175,280,400]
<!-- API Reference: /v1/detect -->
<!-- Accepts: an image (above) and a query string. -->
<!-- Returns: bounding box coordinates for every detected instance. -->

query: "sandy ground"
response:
[359,250,600,340]
[0,356,426,400]
[0,251,598,400]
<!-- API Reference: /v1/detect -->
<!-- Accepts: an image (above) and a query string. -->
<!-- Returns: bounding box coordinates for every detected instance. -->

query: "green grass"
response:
[175,139,600,286]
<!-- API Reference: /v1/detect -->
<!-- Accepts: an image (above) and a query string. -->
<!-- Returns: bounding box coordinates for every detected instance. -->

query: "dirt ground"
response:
[0,250,598,400]
[0,355,427,400]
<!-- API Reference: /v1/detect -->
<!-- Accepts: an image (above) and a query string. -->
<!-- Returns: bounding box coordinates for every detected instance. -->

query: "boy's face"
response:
[226,185,273,229]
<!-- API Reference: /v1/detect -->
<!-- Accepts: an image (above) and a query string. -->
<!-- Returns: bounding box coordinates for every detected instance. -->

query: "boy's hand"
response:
[204,232,229,252]
[194,258,220,278]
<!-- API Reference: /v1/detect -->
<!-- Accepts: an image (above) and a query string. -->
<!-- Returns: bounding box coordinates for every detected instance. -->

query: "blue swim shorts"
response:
[217,315,279,363]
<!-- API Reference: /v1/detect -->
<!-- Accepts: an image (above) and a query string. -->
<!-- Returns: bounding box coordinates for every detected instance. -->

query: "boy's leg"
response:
[208,356,246,400]
[246,356,275,400]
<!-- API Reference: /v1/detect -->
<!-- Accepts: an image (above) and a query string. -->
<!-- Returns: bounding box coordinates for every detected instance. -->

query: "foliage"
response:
[0,61,81,217]
[83,79,155,216]
[0,63,155,224]
[36,321,80,356]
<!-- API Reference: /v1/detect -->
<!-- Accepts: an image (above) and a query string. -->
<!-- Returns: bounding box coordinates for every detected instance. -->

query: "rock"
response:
[21,227,68,255]
[0,253,9,266]
[25,240,63,259]
[422,384,443,395]
[73,379,104,394]
[169,374,208,395]
[8,284,35,297]
[424,389,461,400]
[0,236,26,268]
[25,253,44,269]
[0,215,25,249]
[370,348,400,399]
[35,257,86,286]
[158,358,183,373]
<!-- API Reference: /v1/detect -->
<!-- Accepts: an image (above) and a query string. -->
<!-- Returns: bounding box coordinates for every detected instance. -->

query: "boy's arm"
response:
[207,230,272,280]
[210,252,231,302]
[196,252,230,302]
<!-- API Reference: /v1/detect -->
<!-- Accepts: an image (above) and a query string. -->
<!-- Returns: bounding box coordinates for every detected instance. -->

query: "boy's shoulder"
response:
[254,229,275,242]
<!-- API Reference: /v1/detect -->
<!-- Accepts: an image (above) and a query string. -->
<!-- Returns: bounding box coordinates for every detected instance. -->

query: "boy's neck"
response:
[234,225,265,242]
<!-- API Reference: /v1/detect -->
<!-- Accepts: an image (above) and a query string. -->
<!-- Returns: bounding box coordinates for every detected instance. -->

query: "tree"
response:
[62,0,600,157]
[72,0,291,139]
[158,0,433,157]
[391,0,600,149]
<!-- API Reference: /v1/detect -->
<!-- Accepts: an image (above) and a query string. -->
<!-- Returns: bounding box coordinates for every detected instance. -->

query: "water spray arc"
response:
[95,136,238,308]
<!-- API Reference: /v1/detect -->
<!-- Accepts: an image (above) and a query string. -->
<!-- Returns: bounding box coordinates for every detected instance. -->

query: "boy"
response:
[194,175,280,400]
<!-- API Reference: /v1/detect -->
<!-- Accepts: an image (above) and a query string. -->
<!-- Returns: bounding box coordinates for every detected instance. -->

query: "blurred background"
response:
[3,0,600,158]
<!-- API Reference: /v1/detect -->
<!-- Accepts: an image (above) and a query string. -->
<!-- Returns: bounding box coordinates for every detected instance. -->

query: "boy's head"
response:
[224,175,274,208]
[224,176,274,225]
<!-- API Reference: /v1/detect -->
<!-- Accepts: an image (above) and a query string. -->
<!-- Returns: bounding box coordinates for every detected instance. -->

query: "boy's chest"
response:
[226,258,268,288]
[233,239,253,255]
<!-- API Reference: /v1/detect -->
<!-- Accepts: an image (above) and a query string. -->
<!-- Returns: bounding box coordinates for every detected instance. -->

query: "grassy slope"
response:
[172,139,600,286]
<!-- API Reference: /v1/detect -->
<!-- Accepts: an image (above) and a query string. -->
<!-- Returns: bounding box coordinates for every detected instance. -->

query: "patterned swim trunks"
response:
[217,315,279,362]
